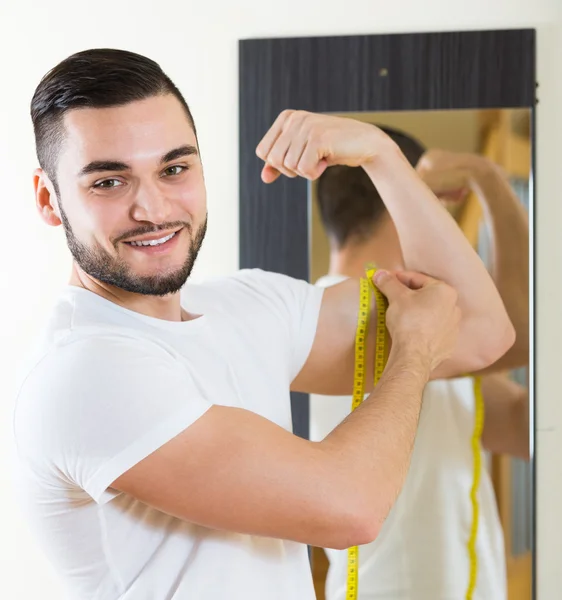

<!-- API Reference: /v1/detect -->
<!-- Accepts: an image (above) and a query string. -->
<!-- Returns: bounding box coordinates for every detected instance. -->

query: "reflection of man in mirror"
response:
[311,128,529,600]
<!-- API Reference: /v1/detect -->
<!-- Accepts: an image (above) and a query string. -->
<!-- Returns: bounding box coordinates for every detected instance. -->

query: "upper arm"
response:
[291,278,376,395]
[291,276,515,395]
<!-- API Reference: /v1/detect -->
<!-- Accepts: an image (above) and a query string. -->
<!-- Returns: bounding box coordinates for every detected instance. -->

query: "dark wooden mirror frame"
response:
[239,28,536,596]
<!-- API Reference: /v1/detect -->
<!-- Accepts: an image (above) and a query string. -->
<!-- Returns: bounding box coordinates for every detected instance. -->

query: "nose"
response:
[130,180,173,225]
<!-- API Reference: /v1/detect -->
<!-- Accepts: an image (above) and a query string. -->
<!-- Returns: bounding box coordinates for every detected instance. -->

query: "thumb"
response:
[372,270,408,301]
[261,164,281,183]
[394,270,437,290]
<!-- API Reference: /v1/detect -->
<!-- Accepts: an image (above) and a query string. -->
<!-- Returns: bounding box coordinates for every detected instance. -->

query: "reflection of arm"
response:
[480,372,530,460]
[470,159,529,458]
[471,158,529,372]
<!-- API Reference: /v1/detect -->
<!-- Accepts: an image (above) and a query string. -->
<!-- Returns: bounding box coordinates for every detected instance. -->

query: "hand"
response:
[416,149,496,204]
[255,110,393,184]
[373,270,461,373]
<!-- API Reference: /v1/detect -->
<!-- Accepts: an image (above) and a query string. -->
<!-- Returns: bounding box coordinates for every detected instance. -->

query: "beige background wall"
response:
[0,1,560,598]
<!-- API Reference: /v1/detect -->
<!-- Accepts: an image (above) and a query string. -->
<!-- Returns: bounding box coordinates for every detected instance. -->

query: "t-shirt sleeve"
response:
[233,269,325,381]
[14,334,212,504]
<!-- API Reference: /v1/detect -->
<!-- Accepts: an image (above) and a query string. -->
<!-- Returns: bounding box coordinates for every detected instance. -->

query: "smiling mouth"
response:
[125,231,178,247]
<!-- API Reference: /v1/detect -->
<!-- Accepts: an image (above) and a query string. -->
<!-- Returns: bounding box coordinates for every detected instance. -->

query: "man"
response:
[12,49,514,600]
[311,129,529,599]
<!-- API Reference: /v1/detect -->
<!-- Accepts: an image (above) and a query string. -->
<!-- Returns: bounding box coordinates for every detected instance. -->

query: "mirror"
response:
[308,108,532,600]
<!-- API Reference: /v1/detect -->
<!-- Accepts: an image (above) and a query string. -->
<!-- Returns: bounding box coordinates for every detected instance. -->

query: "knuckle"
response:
[286,110,305,127]
[268,150,283,167]
[284,156,298,171]
[278,165,295,177]
[294,110,309,121]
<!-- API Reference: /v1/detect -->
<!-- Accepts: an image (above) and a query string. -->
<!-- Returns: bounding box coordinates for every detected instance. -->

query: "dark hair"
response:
[316,127,426,249]
[30,48,197,188]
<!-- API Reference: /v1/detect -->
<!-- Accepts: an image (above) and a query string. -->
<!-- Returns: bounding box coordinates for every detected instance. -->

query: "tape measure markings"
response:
[345,268,483,600]
[466,375,484,600]
[346,268,388,600]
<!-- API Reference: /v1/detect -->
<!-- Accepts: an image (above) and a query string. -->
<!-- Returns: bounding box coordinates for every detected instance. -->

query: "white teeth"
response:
[130,232,176,247]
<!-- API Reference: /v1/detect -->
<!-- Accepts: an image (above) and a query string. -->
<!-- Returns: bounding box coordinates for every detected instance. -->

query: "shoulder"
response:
[13,331,211,499]
[186,268,321,314]
[14,333,186,449]
[17,331,184,403]
[314,274,349,289]
[190,268,308,294]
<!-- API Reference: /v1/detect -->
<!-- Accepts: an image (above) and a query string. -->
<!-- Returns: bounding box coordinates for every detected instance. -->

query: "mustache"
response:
[113,221,192,245]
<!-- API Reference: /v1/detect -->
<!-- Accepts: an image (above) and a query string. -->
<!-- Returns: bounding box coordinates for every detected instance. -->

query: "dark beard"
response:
[58,201,207,297]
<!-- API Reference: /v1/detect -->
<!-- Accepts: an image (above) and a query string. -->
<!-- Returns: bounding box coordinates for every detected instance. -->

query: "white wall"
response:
[0,0,560,597]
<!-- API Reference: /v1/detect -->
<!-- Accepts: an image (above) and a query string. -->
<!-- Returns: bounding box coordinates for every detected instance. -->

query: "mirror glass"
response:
[308,108,532,600]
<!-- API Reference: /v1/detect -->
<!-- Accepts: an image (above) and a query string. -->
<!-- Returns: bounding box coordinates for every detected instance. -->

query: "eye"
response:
[93,179,123,189]
[162,165,187,177]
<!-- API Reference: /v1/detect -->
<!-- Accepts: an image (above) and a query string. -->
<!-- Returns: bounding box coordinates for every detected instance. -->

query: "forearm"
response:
[364,148,502,319]
[472,164,529,366]
[363,145,514,369]
[480,373,530,460]
[320,344,430,536]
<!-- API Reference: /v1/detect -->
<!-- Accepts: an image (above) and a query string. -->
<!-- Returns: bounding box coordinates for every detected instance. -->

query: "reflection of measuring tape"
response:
[347,267,388,600]
[466,375,484,600]
[345,268,484,600]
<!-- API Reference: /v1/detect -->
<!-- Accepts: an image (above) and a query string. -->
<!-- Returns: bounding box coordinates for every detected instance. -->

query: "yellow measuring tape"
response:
[346,267,485,600]
[346,267,388,600]
[466,375,484,600]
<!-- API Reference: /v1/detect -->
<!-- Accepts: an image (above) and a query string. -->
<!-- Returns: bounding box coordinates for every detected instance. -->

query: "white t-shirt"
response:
[310,275,507,600]
[13,269,324,600]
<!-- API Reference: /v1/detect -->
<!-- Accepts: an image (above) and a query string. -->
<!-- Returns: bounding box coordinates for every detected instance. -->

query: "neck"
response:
[69,264,191,322]
[328,218,404,280]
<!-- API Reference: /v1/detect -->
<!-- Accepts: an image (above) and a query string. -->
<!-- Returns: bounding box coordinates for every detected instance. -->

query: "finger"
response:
[263,136,297,180]
[256,110,294,160]
[437,187,470,203]
[372,270,409,301]
[284,132,309,174]
[266,116,308,179]
[261,161,297,182]
[261,164,282,184]
[297,141,328,180]
[415,149,446,171]
[415,157,432,173]
[418,167,470,195]
[267,133,293,173]
[393,270,438,290]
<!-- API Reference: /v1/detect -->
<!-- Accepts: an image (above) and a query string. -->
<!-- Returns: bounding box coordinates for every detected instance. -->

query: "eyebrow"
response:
[78,144,199,177]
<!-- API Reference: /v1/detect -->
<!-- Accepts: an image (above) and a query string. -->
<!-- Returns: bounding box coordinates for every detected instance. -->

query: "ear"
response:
[34,168,62,227]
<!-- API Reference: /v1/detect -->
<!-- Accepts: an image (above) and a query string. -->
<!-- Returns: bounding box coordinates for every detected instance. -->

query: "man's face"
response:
[51,94,207,296]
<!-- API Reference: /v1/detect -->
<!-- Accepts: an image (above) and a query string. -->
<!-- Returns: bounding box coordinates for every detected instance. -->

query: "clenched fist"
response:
[416,149,500,204]
[255,110,395,184]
